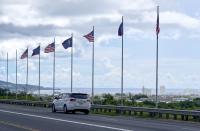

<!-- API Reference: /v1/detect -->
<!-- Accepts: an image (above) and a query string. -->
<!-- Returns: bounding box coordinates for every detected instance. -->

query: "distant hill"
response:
[0,80,53,92]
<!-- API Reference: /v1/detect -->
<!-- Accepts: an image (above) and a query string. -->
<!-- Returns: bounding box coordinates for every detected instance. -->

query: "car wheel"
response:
[52,104,56,113]
[84,110,89,115]
[63,105,68,114]
[72,110,76,114]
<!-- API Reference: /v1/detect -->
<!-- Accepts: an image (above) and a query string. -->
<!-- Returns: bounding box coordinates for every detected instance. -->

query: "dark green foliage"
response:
[1,88,200,110]
[0,87,50,101]
[132,94,148,100]
[143,100,155,107]
[0,88,9,96]
[193,98,200,107]
[102,93,118,105]
[93,93,200,110]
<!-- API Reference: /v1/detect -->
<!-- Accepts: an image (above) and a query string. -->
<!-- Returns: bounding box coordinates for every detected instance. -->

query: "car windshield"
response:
[70,93,88,99]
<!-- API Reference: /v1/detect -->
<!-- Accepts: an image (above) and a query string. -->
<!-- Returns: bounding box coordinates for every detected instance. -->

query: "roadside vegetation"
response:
[93,93,200,110]
[0,88,51,101]
[1,88,200,110]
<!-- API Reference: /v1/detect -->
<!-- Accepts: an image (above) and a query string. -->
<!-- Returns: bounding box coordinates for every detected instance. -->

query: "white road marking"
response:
[181,127,200,131]
[0,120,39,131]
[0,109,133,131]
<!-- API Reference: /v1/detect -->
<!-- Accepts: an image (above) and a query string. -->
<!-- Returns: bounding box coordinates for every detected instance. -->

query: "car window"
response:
[58,94,63,99]
[70,94,88,99]
[62,94,69,99]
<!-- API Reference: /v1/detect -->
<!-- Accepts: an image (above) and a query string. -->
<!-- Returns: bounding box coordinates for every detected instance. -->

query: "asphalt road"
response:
[0,104,199,131]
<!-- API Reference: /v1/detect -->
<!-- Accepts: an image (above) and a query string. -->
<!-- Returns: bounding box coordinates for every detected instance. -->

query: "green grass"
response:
[0,95,45,101]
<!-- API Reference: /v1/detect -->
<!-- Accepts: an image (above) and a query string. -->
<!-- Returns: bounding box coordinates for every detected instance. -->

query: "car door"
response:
[59,93,69,109]
[54,94,62,110]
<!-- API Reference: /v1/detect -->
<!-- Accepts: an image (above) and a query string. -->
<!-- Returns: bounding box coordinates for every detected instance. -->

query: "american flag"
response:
[44,42,55,53]
[20,49,28,59]
[83,30,94,42]
[156,6,160,36]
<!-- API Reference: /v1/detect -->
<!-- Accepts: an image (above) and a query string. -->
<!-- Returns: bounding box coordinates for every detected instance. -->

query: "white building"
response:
[142,86,151,96]
[160,85,166,95]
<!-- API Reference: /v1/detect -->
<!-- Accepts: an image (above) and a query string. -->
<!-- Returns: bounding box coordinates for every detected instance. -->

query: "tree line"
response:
[1,88,200,110]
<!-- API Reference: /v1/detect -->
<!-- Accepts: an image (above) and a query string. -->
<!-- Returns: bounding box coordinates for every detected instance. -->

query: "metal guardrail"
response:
[0,99,52,108]
[92,105,200,116]
[0,99,200,122]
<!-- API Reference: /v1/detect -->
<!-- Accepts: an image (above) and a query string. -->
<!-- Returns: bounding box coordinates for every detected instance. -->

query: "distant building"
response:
[142,86,145,94]
[142,86,151,96]
[160,85,166,95]
[172,98,190,102]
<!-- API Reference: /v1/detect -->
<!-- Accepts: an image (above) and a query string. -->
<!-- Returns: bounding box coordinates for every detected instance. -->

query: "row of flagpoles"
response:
[4,6,160,106]
[8,27,94,100]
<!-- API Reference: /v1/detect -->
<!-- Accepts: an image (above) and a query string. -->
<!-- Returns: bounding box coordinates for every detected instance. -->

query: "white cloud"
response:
[161,11,200,29]
[1,0,200,91]
[96,34,117,45]
[160,30,181,40]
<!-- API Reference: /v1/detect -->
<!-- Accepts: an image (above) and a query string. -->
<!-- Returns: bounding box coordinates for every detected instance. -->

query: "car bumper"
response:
[67,104,91,111]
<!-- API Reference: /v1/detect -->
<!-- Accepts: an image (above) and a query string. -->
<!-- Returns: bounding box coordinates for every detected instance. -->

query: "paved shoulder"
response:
[0,104,200,131]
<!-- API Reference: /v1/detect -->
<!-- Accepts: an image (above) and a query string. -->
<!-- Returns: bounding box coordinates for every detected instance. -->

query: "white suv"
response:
[52,93,91,114]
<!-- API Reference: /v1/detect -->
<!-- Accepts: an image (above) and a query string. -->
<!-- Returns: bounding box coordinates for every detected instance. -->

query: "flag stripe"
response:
[84,30,94,42]
[44,42,55,53]
[20,49,28,59]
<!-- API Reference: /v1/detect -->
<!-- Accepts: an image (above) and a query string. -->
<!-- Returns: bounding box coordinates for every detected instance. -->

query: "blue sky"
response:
[0,0,200,93]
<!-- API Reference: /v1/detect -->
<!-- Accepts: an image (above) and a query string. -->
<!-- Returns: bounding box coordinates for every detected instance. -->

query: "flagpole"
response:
[16,50,18,99]
[39,44,41,99]
[53,38,55,96]
[92,26,94,103]
[6,53,8,99]
[121,16,124,106]
[155,31,159,108]
[71,34,73,93]
[155,6,159,108]
[26,47,29,100]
